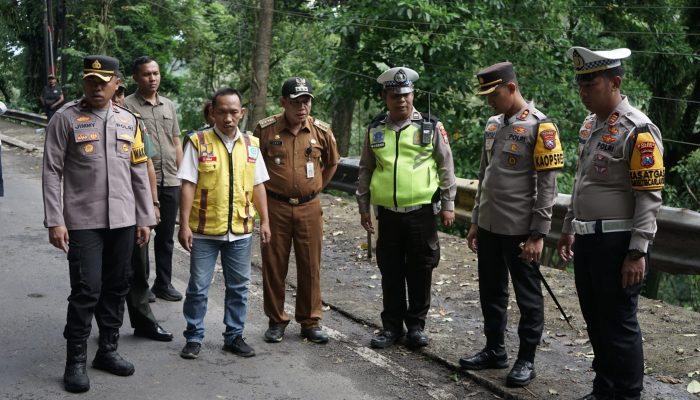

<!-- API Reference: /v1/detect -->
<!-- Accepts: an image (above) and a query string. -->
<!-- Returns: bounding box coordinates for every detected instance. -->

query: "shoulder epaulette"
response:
[313,118,331,132]
[114,103,136,118]
[622,109,652,131]
[258,115,277,128]
[368,113,386,129]
[420,112,439,124]
[531,108,546,121]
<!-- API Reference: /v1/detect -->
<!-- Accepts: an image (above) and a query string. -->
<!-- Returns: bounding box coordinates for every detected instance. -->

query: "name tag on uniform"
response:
[306,161,314,178]
[485,138,495,151]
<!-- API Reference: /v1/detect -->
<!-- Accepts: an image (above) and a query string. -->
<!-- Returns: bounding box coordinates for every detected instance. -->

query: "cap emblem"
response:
[92,59,102,69]
[394,69,407,83]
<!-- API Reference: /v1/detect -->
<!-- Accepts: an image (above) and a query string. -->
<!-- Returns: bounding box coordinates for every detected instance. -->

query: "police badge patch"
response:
[370,130,385,148]
[539,129,557,150]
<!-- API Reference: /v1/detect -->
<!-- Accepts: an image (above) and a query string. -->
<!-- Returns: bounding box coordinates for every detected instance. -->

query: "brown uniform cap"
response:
[475,62,515,95]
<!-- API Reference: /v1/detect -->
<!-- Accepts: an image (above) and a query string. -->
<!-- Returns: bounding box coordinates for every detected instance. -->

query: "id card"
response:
[306,162,315,178]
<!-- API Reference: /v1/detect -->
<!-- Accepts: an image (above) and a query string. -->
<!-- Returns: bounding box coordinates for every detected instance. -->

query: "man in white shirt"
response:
[176,88,270,360]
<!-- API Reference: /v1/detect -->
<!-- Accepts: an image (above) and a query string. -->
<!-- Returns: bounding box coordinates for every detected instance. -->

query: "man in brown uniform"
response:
[558,47,664,400]
[254,77,339,344]
[124,56,183,302]
[43,55,155,393]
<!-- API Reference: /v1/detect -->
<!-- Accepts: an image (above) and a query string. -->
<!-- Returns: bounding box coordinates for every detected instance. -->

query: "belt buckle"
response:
[289,198,300,205]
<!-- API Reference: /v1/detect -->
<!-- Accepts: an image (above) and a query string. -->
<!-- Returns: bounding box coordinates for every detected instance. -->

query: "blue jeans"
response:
[183,236,252,344]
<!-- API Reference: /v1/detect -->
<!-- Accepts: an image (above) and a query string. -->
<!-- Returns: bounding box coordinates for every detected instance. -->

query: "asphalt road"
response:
[0,146,490,399]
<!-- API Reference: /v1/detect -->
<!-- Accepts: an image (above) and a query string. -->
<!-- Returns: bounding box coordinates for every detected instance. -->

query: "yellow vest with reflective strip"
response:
[187,129,259,235]
[368,123,438,208]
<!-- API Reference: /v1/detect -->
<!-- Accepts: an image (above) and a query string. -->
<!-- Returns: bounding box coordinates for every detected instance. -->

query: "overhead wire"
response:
[228,1,700,58]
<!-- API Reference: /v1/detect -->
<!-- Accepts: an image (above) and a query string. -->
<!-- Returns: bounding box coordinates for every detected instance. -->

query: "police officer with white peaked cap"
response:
[557,46,664,400]
[458,62,563,388]
[357,66,457,349]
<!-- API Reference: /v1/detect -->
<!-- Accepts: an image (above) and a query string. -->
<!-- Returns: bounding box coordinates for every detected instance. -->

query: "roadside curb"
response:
[0,133,43,153]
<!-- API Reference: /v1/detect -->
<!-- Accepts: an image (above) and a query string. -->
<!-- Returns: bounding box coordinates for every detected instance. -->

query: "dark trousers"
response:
[126,241,157,330]
[574,231,644,400]
[64,226,135,341]
[375,205,440,334]
[477,228,544,362]
[153,185,179,290]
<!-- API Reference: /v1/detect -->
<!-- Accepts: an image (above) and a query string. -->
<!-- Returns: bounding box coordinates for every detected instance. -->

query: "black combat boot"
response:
[92,331,135,376]
[64,340,90,393]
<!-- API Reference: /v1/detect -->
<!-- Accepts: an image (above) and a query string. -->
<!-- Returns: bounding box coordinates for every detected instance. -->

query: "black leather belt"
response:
[267,190,317,205]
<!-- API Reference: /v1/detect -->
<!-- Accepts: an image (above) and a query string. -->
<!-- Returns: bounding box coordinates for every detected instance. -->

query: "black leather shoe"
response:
[370,330,403,349]
[459,348,508,370]
[301,326,329,344]
[264,325,286,343]
[147,289,156,303]
[134,324,174,342]
[151,285,183,301]
[506,359,536,387]
[406,329,429,348]
[577,393,611,400]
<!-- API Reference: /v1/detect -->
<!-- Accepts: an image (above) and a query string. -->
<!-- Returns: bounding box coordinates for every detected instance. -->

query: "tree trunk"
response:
[245,0,273,132]
[330,31,360,157]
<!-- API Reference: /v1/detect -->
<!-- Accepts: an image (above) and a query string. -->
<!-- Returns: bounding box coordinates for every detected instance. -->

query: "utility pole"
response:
[43,0,56,77]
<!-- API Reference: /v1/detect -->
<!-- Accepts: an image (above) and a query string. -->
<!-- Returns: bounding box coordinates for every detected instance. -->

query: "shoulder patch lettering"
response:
[630,128,664,190]
[258,116,277,128]
[533,121,564,171]
[313,119,330,132]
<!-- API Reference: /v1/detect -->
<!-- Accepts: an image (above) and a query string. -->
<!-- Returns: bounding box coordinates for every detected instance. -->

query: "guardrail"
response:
[3,112,697,275]
[327,158,700,275]
[1,109,47,126]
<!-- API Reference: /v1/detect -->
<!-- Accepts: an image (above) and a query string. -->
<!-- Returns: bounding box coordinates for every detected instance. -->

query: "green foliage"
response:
[664,148,700,211]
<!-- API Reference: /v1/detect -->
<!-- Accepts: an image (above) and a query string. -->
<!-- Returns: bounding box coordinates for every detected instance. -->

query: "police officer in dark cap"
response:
[43,55,156,393]
[459,62,563,388]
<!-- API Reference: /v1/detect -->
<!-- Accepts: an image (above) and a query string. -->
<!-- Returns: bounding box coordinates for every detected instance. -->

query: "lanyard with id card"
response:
[305,144,314,178]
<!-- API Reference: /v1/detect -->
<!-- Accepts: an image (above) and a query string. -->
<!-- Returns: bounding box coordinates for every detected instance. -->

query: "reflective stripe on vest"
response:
[188,129,258,235]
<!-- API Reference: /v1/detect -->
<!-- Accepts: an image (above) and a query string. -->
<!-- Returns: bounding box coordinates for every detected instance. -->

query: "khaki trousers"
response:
[262,197,323,328]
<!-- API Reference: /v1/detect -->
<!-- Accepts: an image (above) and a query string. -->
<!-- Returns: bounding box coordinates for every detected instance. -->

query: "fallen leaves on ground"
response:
[656,375,683,384]
[687,380,700,394]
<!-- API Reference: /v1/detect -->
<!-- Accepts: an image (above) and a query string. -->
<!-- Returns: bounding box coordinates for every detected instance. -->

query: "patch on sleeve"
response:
[533,121,564,171]
[438,122,449,144]
[130,125,148,165]
[630,130,664,190]
[258,116,277,128]
[313,119,330,132]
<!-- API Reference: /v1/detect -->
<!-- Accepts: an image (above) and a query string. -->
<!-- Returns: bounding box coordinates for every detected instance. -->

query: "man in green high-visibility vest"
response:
[356,66,456,350]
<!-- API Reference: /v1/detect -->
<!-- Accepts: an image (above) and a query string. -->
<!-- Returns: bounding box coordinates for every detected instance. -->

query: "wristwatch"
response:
[627,249,646,261]
[529,231,546,240]
[153,201,161,208]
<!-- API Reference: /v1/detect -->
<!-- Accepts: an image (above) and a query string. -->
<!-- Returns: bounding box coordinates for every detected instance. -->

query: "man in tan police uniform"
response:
[557,47,664,400]
[43,55,155,393]
[254,77,339,344]
[458,62,563,388]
